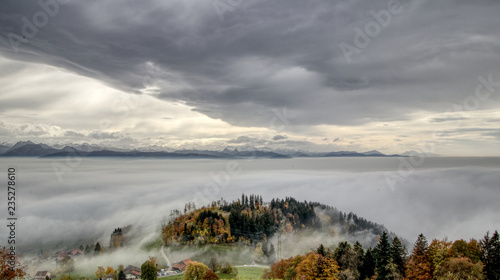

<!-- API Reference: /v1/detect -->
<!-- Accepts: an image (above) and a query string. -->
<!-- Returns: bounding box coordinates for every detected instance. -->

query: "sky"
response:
[0,0,499,155]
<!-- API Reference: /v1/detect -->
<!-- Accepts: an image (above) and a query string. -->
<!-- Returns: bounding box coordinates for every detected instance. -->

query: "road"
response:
[160,243,172,269]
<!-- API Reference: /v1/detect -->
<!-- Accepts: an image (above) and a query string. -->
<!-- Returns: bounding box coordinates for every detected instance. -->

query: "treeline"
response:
[263,230,500,280]
[162,194,389,246]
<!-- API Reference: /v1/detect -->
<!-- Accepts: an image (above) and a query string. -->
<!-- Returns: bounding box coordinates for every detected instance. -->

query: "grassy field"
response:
[162,266,267,280]
[51,266,267,280]
[165,243,255,266]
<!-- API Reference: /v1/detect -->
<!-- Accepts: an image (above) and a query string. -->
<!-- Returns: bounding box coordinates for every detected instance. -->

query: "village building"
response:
[33,270,51,280]
[171,258,192,272]
[123,264,141,279]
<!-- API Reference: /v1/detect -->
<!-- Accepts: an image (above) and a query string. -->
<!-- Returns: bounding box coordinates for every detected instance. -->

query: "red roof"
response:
[71,249,84,255]
[172,263,186,270]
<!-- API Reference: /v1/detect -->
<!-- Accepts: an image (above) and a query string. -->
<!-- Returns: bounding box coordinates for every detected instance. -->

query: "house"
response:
[56,252,68,262]
[104,273,115,280]
[172,258,192,272]
[171,263,185,271]
[70,249,84,258]
[123,265,141,279]
[33,270,51,280]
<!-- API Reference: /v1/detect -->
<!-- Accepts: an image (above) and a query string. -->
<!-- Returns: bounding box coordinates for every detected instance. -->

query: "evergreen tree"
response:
[118,270,126,280]
[354,241,365,277]
[391,236,407,277]
[317,244,326,257]
[360,248,376,280]
[335,241,361,279]
[374,232,392,280]
[480,230,500,280]
[84,244,90,254]
[94,242,101,255]
[141,260,157,280]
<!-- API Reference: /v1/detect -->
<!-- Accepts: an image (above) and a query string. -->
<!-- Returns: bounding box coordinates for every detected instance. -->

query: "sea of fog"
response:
[1,157,499,256]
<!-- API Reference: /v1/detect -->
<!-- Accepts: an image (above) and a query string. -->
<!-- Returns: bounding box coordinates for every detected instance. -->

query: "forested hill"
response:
[162,194,392,248]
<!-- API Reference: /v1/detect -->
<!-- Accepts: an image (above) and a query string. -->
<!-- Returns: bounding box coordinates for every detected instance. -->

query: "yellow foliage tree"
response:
[184,261,209,280]
[148,257,158,268]
[105,266,115,275]
[95,266,105,279]
[295,252,339,280]
[435,257,485,280]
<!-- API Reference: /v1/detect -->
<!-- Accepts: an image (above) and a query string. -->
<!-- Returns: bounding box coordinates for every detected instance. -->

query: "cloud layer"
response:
[1,157,498,253]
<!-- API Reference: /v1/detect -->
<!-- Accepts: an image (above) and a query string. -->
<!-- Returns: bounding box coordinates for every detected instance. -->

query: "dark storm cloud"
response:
[0,0,499,128]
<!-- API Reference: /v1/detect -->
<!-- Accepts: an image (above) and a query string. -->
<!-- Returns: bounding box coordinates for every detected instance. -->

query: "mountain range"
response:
[0,141,408,158]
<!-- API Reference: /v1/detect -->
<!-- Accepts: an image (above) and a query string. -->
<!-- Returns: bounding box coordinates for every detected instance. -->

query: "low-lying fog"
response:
[1,157,499,271]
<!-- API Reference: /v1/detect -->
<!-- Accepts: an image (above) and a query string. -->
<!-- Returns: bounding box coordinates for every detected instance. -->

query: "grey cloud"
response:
[272,135,287,141]
[15,123,58,136]
[1,0,499,129]
[227,135,267,145]
[484,130,500,140]
[273,139,317,148]
[430,116,468,123]
[64,130,85,138]
[88,131,122,139]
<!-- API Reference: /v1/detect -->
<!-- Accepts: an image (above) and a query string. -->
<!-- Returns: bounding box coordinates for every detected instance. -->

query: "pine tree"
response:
[317,244,326,257]
[375,232,392,280]
[405,233,432,280]
[391,236,407,277]
[84,244,90,254]
[94,242,101,255]
[354,241,365,277]
[480,230,500,280]
[360,248,376,280]
[118,270,126,280]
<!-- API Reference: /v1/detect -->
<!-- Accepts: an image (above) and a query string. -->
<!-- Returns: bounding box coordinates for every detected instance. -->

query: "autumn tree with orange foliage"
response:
[95,266,106,279]
[428,239,452,277]
[262,257,293,279]
[295,252,340,280]
[105,266,115,275]
[203,269,219,280]
[405,234,432,280]
[264,251,339,280]
[0,246,27,280]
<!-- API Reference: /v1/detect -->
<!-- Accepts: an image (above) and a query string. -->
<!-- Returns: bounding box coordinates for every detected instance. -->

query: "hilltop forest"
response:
[161,194,388,247]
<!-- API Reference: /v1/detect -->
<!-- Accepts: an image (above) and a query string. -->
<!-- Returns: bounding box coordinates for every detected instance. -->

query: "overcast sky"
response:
[1,0,499,155]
